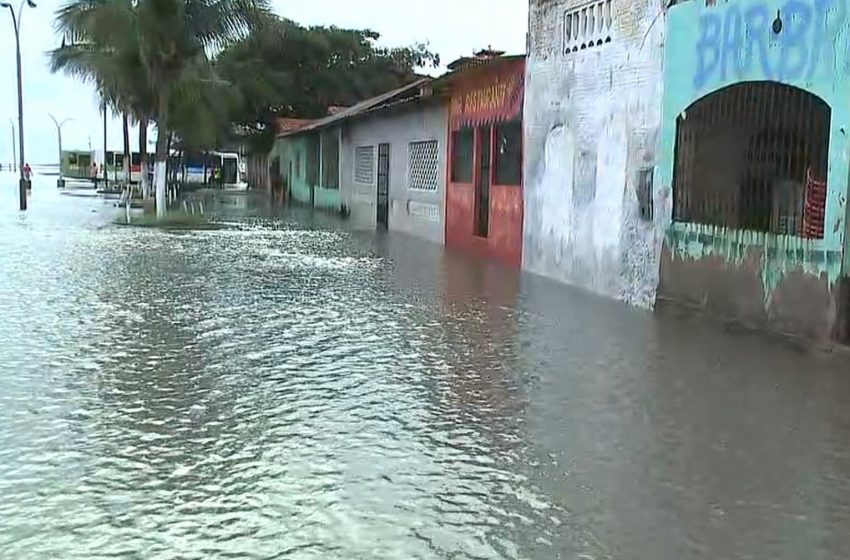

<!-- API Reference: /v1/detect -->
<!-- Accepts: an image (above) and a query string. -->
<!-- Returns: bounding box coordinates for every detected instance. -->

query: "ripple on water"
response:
[2,184,850,560]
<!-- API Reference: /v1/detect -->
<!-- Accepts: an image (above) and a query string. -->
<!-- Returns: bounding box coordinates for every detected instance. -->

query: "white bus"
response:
[181,151,247,191]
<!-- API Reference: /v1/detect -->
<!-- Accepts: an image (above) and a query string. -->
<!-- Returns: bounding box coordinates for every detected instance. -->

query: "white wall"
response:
[340,102,448,245]
[523,0,666,308]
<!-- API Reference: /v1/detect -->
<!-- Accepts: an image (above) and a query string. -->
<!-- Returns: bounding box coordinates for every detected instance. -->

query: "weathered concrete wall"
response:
[339,102,448,244]
[658,0,850,342]
[523,0,666,308]
[275,131,343,212]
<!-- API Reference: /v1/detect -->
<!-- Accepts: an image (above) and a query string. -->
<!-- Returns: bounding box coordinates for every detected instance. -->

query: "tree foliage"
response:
[50,2,440,172]
[215,17,440,152]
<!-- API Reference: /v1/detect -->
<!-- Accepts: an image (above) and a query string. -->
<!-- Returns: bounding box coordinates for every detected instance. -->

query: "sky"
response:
[0,0,527,165]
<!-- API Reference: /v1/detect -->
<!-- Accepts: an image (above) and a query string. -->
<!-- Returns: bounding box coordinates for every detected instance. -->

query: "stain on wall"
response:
[524,0,666,308]
[658,0,850,341]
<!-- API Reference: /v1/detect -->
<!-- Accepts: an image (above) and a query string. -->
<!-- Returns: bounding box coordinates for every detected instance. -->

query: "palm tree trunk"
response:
[153,94,169,217]
[122,112,131,186]
[139,117,150,198]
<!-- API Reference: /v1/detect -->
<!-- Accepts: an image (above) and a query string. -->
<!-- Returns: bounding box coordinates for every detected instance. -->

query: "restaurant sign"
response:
[450,66,524,129]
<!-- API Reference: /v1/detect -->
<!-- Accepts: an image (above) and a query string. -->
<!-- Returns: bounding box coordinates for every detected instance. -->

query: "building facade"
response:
[658,0,850,341]
[443,57,526,268]
[523,0,665,308]
[275,129,343,212]
[340,101,448,244]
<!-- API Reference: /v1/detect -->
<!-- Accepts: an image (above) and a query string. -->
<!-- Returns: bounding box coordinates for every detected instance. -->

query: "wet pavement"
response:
[1,173,849,559]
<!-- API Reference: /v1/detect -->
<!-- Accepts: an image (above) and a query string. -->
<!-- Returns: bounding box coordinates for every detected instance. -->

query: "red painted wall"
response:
[444,58,525,269]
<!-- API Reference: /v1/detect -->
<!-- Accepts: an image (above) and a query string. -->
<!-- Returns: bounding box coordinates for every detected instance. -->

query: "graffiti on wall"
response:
[693,0,850,90]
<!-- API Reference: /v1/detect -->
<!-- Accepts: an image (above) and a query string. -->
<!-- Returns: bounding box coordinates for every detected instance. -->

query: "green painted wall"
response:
[658,0,850,298]
[273,132,342,211]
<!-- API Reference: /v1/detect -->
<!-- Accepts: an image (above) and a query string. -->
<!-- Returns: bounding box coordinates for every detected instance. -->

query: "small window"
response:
[69,153,78,164]
[321,130,339,189]
[637,168,654,221]
[131,153,141,166]
[355,145,375,185]
[495,120,522,186]
[451,128,474,183]
[408,140,440,191]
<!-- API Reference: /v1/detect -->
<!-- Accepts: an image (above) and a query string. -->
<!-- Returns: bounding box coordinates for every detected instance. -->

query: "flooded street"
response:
[1,174,850,559]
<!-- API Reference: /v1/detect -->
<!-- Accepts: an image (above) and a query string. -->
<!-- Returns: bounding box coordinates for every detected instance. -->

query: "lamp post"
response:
[8,118,15,173]
[1,0,37,211]
[48,113,72,188]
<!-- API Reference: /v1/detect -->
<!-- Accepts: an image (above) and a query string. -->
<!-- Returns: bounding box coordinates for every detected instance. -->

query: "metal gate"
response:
[672,81,830,237]
[377,143,390,228]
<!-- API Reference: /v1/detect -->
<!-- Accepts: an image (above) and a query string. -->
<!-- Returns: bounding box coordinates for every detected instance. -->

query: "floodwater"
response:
[1,173,850,560]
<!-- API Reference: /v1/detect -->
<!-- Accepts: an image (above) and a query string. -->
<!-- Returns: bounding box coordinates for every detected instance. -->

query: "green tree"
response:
[216,17,440,152]
[53,0,268,216]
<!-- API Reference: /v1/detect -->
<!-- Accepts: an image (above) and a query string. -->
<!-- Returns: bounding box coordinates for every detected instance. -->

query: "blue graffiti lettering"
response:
[694,14,723,89]
[744,5,774,78]
[777,0,812,80]
[721,6,744,80]
[693,0,849,89]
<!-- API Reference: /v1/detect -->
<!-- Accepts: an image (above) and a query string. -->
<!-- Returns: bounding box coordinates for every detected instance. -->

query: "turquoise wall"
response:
[659,0,850,295]
[274,133,342,212]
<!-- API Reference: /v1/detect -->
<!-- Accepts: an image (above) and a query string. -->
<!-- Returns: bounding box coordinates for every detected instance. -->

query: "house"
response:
[273,80,434,217]
[657,0,850,342]
[340,80,448,244]
[523,0,665,308]
[436,52,526,268]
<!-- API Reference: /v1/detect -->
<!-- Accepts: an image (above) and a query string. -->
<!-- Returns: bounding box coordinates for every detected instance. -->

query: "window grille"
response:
[408,140,440,191]
[672,82,829,238]
[564,0,612,53]
[355,145,376,185]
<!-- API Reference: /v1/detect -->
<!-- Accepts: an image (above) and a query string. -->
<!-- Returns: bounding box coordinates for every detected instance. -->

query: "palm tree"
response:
[53,0,268,216]
[52,0,150,193]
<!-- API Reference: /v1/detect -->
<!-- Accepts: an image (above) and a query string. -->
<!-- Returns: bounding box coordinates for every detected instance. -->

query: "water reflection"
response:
[0,176,849,559]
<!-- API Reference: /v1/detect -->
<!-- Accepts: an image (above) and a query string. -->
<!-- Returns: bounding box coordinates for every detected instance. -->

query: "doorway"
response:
[475,126,492,237]
[377,143,390,228]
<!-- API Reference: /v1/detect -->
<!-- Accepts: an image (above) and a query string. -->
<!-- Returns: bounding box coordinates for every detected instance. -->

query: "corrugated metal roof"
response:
[277,78,431,137]
[275,118,315,134]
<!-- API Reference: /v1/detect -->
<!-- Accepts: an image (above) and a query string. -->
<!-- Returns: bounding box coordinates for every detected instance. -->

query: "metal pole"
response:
[103,104,108,189]
[8,119,15,173]
[3,0,36,210]
[13,11,26,209]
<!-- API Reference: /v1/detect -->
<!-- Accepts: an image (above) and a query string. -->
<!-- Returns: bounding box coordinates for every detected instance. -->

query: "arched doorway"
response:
[672,82,830,238]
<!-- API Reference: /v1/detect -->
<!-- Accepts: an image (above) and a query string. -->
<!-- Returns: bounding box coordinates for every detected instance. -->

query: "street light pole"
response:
[8,118,15,173]
[48,113,72,188]
[1,0,37,211]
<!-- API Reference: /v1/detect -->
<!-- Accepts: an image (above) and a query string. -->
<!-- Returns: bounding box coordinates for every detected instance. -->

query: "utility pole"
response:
[1,0,37,210]
[103,104,108,189]
[8,118,16,173]
[48,113,73,188]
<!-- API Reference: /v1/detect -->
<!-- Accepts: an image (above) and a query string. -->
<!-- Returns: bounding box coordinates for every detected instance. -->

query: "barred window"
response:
[355,145,375,185]
[564,0,612,53]
[408,140,440,191]
[673,82,829,238]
